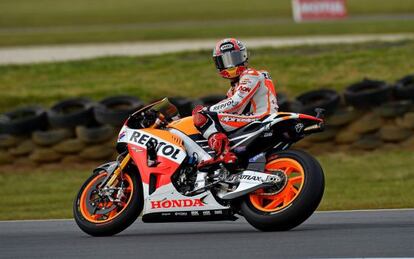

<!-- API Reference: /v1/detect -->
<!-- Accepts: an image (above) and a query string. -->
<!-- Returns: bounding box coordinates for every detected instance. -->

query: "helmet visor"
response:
[213,49,247,70]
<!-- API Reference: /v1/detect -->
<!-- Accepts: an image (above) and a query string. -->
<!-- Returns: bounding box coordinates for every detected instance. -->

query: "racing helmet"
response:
[213,38,248,79]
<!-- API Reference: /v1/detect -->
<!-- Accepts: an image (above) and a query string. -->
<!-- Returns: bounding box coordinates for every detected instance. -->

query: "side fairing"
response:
[117,126,229,215]
[143,183,229,214]
[118,127,186,192]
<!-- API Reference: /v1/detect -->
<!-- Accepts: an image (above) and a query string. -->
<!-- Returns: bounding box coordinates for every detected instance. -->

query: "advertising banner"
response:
[292,0,347,22]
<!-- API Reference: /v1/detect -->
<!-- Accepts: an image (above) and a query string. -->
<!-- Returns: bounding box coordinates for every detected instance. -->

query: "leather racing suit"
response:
[195,67,278,140]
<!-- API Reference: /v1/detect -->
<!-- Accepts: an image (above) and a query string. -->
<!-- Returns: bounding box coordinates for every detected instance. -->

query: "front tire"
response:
[241,149,324,231]
[73,169,143,236]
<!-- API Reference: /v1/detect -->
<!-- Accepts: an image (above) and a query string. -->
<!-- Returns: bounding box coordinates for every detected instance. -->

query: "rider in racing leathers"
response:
[193,38,278,168]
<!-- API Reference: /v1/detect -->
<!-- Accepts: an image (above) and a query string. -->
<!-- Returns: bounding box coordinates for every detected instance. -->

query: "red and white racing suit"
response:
[197,68,278,139]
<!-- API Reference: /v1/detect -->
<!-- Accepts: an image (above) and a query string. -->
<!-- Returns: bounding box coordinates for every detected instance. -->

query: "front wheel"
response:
[73,169,143,236]
[241,149,324,231]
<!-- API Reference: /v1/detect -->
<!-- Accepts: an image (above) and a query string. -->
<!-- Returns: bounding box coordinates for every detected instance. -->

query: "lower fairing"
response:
[141,183,232,222]
[142,209,237,223]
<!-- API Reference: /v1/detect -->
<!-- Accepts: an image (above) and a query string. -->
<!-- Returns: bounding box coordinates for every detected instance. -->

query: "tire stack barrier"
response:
[1,74,414,167]
[293,75,414,154]
[0,97,123,166]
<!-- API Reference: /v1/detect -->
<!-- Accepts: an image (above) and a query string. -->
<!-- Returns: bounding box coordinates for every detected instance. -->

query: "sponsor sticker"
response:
[126,130,186,162]
[292,0,347,22]
[210,99,234,111]
[220,43,234,51]
[202,211,211,216]
[295,123,304,133]
[249,153,264,162]
[151,198,205,209]
[118,130,126,141]
[238,86,251,93]
[221,116,256,123]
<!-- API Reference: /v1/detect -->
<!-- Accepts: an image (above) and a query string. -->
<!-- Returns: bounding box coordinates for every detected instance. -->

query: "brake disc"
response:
[85,179,118,215]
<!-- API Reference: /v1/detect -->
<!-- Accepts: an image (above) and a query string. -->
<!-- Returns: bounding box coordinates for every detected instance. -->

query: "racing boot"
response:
[197,132,237,169]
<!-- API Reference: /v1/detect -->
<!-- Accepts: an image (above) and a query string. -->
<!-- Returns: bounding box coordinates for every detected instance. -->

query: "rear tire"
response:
[241,149,324,231]
[73,169,143,236]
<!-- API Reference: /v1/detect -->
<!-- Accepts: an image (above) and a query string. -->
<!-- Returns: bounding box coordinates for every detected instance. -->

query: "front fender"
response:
[92,161,118,175]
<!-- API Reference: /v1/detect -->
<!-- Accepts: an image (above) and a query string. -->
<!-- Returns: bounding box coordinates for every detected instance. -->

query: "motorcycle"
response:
[74,98,325,236]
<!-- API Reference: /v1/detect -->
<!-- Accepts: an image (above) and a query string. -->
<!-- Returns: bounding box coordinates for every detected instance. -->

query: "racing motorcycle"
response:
[74,98,325,236]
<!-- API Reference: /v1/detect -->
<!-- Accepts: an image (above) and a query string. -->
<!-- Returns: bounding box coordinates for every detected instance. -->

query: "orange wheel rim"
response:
[249,158,305,213]
[79,173,134,223]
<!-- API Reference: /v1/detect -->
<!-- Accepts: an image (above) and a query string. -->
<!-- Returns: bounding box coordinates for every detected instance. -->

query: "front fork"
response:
[99,154,131,188]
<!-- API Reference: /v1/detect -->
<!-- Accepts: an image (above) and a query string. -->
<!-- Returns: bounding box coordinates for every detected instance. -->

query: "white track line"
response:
[1,33,414,65]
[1,208,413,223]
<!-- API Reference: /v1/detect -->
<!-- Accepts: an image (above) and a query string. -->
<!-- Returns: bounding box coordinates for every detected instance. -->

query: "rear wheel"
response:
[241,149,324,231]
[73,169,143,236]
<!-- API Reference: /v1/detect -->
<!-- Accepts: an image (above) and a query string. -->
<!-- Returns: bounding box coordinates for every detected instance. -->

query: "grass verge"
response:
[0,150,413,220]
[1,0,413,28]
[1,20,414,47]
[1,40,414,112]
[0,0,414,46]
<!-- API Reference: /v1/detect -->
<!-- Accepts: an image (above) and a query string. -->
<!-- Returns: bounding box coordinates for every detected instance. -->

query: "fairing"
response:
[117,125,229,217]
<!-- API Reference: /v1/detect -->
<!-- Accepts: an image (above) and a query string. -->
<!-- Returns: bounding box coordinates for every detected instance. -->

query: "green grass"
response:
[0,169,90,220]
[1,0,413,28]
[0,150,413,220]
[1,19,414,47]
[1,40,414,112]
[319,151,414,210]
[0,0,414,46]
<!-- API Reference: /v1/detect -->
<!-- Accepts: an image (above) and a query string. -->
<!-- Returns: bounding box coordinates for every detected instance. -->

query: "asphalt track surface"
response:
[0,209,413,258]
[1,34,414,65]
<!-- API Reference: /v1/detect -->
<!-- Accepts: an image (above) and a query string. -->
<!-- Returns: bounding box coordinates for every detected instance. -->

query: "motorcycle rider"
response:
[193,38,278,168]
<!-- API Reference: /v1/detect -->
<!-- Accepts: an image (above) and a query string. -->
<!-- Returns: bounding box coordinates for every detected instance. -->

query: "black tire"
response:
[52,138,86,154]
[376,100,412,118]
[295,89,340,116]
[379,125,412,143]
[79,145,114,160]
[76,125,115,144]
[276,92,289,111]
[394,74,414,100]
[169,96,195,116]
[396,112,414,129]
[349,112,382,134]
[326,107,361,127]
[401,136,414,149]
[288,100,304,113]
[335,130,360,144]
[48,98,96,129]
[0,151,13,165]
[29,148,63,163]
[307,142,335,155]
[352,133,383,150]
[32,128,74,146]
[9,140,35,156]
[61,155,84,164]
[73,169,143,236]
[305,127,338,143]
[344,79,392,109]
[241,149,324,231]
[199,94,227,106]
[0,115,9,135]
[0,134,21,148]
[94,95,144,127]
[0,106,47,135]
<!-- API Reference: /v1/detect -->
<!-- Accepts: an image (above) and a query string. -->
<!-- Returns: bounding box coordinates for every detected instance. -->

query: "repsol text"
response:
[130,131,181,160]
